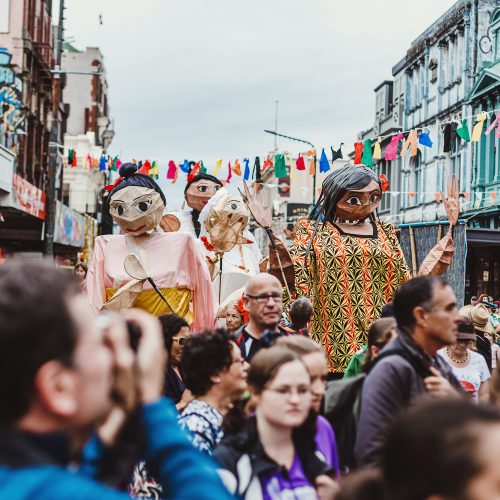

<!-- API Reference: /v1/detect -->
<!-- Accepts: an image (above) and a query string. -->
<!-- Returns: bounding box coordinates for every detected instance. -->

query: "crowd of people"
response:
[1,258,500,500]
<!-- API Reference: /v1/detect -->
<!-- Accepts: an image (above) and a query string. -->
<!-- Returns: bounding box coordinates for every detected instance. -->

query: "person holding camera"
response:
[0,261,231,499]
[233,273,288,361]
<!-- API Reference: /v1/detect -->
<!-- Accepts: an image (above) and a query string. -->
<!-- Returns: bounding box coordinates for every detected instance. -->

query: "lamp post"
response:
[263,129,318,204]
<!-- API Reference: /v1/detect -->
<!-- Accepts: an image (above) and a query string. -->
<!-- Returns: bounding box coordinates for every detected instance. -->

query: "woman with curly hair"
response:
[178,328,248,454]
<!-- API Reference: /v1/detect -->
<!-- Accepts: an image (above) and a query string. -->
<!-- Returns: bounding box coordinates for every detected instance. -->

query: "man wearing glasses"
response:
[234,273,286,361]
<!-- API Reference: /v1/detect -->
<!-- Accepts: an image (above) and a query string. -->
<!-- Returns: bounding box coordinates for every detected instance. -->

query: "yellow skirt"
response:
[105,287,193,322]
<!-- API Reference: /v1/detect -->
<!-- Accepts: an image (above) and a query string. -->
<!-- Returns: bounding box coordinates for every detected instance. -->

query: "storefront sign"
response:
[287,203,310,219]
[11,174,46,219]
[54,200,85,248]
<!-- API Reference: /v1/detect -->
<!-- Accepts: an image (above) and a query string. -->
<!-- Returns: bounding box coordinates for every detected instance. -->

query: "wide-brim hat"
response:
[459,304,494,335]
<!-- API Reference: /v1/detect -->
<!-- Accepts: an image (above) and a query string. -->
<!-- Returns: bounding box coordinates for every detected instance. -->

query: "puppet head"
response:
[184,173,223,212]
[204,191,251,253]
[311,164,382,223]
[107,163,166,236]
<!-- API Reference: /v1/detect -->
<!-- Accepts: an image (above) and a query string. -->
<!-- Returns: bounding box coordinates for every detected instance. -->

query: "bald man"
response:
[233,273,285,361]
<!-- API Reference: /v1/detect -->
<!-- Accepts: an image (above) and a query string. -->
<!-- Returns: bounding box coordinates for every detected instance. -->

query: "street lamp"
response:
[263,129,318,204]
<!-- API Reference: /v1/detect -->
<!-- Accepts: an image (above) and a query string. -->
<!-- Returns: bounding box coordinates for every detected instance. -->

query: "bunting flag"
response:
[307,150,316,176]
[138,160,152,175]
[150,161,159,179]
[471,113,488,142]
[243,158,250,180]
[361,139,373,167]
[385,132,403,160]
[187,162,201,182]
[296,154,306,170]
[400,130,418,157]
[319,148,330,173]
[456,119,471,142]
[87,154,92,170]
[116,159,122,171]
[167,160,177,180]
[214,158,223,176]
[226,162,232,183]
[200,160,207,174]
[263,155,273,171]
[331,143,344,162]
[253,156,261,181]
[99,154,106,171]
[286,154,296,180]
[353,142,364,164]
[68,149,75,166]
[485,111,500,139]
[180,160,190,173]
[373,138,382,160]
[274,154,287,178]
[419,130,433,147]
[110,155,119,171]
[232,159,242,176]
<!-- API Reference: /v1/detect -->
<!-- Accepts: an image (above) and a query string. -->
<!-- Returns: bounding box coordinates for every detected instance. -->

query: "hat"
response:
[459,304,494,335]
[456,316,476,341]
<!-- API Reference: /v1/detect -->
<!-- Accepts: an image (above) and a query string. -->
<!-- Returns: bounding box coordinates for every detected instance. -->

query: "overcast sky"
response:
[61,0,457,208]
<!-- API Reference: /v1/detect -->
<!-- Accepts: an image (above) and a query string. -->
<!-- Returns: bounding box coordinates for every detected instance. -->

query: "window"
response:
[410,151,422,207]
[429,58,438,84]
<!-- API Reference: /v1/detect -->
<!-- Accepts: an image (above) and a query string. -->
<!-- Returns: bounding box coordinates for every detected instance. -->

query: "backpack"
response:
[323,346,428,473]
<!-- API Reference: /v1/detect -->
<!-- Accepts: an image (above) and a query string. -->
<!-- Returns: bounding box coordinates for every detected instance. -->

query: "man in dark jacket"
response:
[233,273,286,361]
[0,261,231,499]
[355,276,462,467]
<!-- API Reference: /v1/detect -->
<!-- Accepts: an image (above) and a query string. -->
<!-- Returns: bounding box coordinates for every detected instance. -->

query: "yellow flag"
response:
[471,113,488,142]
[373,137,382,160]
[214,158,223,176]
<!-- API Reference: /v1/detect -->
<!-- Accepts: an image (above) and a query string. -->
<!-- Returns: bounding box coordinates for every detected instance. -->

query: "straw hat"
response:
[459,304,494,335]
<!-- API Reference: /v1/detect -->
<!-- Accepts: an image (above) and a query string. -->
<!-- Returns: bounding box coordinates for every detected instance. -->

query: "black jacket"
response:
[213,417,332,499]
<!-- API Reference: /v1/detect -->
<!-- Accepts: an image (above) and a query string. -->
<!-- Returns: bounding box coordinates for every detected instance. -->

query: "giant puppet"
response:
[264,164,410,373]
[85,163,216,331]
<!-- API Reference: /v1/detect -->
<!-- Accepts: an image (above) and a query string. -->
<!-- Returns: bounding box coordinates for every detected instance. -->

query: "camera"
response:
[126,320,142,352]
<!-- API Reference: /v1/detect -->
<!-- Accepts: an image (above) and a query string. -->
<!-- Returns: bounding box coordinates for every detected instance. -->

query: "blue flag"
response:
[319,148,330,173]
[180,159,190,173]
[243,158,250,180]
[99,154,106,171]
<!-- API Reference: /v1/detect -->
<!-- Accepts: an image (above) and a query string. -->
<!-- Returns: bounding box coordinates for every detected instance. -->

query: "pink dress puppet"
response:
[85,163,215,331]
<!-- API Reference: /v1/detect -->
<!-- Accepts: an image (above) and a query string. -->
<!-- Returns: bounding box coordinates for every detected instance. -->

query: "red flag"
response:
[296,154,306,170]
[354,142,364,164]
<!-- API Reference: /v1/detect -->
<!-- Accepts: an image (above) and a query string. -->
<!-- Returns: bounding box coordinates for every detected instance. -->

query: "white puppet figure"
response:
[198,188,262,303]
[85,163,215,331]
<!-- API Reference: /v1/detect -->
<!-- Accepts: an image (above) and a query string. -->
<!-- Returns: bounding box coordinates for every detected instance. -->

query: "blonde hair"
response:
[276,335,324,356]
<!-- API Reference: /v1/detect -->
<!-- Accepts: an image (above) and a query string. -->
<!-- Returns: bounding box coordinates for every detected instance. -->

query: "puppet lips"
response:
[129,224,147,233]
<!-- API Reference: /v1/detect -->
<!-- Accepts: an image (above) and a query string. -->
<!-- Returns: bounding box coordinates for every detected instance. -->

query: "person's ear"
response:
[413,306,428,327]
[370,345,379,358]
[210,372,222,385]
[34,360,78,418]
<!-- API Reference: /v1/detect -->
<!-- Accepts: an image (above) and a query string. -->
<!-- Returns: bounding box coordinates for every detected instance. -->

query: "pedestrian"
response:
[178,329,248,454]
[225,302,246,333]
[438,316,490,401]
[0,261,231,499]
[277,335,340,474]
[73,261,87,284]
[233,273,286,361]
[336,398,500,500]
[159,313,192,410]
[281,296,313,336]
[214,346,338,499]
[355,275,462,467]
[460,303,494,372]
[343,317,397,379]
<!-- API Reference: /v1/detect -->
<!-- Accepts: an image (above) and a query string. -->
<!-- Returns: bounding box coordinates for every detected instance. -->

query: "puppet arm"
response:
[289,219,316,298]
[84,236,107,312]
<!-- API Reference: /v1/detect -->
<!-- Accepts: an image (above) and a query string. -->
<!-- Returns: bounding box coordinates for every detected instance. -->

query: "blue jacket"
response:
[0,398,233,499]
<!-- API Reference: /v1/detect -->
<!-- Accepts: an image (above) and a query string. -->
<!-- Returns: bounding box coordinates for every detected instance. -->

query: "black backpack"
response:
[323,346,432,473]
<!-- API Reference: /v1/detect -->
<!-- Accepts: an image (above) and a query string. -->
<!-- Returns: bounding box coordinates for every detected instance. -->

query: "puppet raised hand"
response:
[239,181,272,229]
[208,212,252,253]
[418,175,459,276]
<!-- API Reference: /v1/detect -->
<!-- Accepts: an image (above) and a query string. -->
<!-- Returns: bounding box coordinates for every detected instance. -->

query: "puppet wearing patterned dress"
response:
[85,163,215,331]
[284,165,410,373]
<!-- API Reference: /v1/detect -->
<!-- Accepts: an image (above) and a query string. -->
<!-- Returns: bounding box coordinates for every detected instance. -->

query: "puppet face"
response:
[109,186,164,236]
[335,180,382,221]
[185,179,221,212]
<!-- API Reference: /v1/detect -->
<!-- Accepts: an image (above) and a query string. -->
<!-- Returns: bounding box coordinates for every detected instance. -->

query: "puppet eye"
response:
[370,194,380,203]
[116,205,125,216]
[230,203,238,210]
[214,185,221,191]
[137,200,152,212]
[197,185,208,193]
[346,196,362,206]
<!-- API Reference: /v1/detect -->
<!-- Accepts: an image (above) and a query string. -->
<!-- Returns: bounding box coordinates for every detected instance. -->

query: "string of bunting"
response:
[64,108,500,191]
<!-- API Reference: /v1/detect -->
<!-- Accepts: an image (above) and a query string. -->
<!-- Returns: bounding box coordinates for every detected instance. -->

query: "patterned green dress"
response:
[290,219,410,373]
